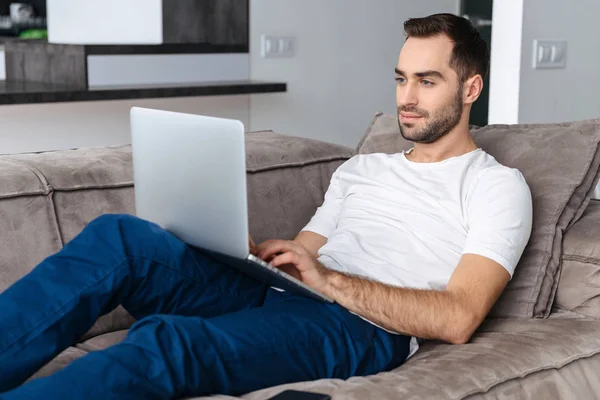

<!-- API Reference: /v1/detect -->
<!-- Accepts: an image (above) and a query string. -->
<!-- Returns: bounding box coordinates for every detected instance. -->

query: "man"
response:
[0,13,532,400]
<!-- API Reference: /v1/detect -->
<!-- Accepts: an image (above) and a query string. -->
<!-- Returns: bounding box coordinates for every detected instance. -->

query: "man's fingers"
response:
[271,252,298,268]
[257,240,295,260]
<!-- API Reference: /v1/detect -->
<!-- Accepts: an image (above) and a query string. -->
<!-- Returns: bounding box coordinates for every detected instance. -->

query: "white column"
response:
[0,48,5,80]
[488,0,524,124]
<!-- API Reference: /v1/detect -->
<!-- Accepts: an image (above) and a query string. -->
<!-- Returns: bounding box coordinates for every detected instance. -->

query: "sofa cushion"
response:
[245,131,353,243]
[467,352,600,400]
[556,200,600,318]
[32,319,600,400]
[77,330,129,352]
[27,347,88,382]
[0,158,62,292]
[355,113,600,318]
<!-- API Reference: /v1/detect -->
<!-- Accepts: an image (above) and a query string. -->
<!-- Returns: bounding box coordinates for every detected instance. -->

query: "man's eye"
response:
[421,80,434,86]
[395,77,406,84]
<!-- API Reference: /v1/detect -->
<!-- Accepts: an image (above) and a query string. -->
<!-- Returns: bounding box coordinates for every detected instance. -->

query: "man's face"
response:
[395,35,464,144]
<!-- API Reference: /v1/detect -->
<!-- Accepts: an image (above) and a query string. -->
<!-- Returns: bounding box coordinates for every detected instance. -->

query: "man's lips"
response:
[400,112,423,122]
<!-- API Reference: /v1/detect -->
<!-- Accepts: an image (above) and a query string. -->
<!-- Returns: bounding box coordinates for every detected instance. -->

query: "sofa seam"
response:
[246,155,352,173]
[52,183,134,192]
[47,190,65,247]
[461,344,600,398]
[0,192,47,200]
[1,158,51,193]
[562,254,600,265]
[1,144,131,157]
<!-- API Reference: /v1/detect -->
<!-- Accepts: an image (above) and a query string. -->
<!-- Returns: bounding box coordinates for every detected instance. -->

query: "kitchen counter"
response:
[0,79,287,105]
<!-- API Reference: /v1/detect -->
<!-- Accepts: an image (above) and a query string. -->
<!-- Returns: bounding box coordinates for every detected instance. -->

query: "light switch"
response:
[261,35,295,58]
[533,40,567,69]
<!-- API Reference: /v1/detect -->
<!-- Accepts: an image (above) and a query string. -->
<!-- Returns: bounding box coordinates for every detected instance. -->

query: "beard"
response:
[397,88,463,144]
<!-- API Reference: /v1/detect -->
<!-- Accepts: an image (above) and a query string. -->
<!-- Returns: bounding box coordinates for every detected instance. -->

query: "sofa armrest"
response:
[561,200,600,261]
[555,200,600,317]
[245,131,353,243]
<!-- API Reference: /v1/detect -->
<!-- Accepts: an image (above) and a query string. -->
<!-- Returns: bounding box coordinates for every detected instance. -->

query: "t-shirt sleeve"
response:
[462,167,533,277]
[301,168,344,238]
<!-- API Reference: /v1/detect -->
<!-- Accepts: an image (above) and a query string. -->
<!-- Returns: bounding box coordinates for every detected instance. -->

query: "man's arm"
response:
[321,253,510,344]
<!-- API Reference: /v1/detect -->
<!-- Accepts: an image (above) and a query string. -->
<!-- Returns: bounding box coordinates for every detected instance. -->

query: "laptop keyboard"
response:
[248,253,272,268]
[246,254,333,302]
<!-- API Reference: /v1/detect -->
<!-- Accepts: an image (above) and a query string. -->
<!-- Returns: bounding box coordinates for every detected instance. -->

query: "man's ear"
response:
[463,74,484,105]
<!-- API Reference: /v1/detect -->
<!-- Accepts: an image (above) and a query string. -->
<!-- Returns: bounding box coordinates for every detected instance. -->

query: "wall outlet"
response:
[533,40,567,69]
[261,35,295,58]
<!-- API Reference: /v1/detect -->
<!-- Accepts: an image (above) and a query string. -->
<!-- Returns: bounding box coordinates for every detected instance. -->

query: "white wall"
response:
[489,0,600,197]
[249,0,459,148]
[489,0,600,124]
[519,0,600,124]
[47,0,162,44]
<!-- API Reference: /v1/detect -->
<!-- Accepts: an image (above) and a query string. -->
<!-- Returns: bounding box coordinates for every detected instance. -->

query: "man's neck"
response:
[405,125,478,163]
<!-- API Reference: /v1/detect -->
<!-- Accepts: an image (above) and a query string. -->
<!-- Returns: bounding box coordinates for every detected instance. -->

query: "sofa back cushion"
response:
[555,200,600,318]
[7,146,137,244]
[0,159,63,291]
[245,131,353,243]
[356,113,600,318]
[0,132,352,337]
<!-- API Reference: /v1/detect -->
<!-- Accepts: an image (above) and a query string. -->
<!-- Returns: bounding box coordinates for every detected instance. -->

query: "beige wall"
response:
[0,96,249,155]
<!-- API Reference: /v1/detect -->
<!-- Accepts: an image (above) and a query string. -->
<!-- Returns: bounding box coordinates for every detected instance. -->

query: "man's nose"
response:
[399,84,418,106]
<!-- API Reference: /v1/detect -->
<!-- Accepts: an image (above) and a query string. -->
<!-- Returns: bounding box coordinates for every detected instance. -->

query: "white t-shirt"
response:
[301,148,533,356]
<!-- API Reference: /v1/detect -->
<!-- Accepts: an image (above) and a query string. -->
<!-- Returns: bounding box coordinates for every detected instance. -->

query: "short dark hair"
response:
[403,13,490,82]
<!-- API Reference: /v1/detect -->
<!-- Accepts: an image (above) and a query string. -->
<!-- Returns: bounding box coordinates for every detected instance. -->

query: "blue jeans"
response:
[0,214,410,399]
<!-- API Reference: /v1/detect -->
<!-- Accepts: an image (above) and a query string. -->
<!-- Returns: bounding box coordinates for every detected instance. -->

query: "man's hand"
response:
[248,235,256,251]
[252,239,330,293]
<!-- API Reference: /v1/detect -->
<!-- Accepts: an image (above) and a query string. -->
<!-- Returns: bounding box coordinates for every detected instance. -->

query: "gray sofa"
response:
[1,113,600,399]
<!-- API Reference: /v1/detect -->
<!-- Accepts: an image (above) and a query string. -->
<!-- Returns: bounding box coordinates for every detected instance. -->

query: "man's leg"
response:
[0,214,267,392]
[1,290,411,400]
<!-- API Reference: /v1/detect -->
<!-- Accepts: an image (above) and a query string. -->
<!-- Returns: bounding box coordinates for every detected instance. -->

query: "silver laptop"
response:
[130,107,333,303]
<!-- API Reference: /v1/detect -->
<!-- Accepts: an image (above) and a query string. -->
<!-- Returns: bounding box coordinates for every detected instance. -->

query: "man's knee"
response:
[85,214,168,249]
[128,314,174,338]
[87,213,146,232]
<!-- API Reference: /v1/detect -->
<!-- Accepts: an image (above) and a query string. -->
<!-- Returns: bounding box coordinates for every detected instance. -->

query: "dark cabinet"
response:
[162,0,248,48]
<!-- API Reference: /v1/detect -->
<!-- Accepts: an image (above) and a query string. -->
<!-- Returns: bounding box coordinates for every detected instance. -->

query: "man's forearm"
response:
[321,269,477,344]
